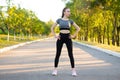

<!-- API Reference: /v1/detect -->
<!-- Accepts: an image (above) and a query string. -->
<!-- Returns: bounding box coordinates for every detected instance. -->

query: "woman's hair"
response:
[61,7,69,18]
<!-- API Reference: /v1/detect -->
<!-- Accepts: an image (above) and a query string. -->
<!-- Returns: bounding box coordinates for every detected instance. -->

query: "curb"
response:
[0,38,50,54]
[73,40,120,58]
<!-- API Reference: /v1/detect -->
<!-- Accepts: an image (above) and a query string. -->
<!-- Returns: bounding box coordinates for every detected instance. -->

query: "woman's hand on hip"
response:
[55,35,61,40]
[69,35,76,39]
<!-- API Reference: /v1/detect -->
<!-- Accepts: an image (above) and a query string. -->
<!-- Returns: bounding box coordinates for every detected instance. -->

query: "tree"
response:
[64,0,120,46]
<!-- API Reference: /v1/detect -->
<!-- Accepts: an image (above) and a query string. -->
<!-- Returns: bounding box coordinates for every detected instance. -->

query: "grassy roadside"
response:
[0,39,32,49]
[1,35,120,53]
[75,40,120,53]
[0,34,45,49]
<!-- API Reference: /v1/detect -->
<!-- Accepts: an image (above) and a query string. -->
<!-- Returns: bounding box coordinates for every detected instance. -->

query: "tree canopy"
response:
[0,0,51,41]
[64,0,120,46]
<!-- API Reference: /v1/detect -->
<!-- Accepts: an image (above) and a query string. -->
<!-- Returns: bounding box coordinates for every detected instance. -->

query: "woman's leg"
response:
[52,38,64,76]
[54,39,64,68]
[65,39,77,76]
[65,39,75,68]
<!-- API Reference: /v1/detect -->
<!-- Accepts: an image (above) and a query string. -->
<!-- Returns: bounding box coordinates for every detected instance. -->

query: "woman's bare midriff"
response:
[60,30,70,34]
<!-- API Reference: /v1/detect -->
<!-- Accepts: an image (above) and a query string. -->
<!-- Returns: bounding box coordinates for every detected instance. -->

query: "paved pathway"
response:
[0,38,120,80]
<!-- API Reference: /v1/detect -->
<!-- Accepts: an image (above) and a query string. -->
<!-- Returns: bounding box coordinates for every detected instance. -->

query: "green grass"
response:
[75,40,120,53]
[0,39,34,48]
[0,34,43,49]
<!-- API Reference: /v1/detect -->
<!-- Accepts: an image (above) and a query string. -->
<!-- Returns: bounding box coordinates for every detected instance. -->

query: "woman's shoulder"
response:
[56,18,62,24]
[57,18,62,21]
[69,19,74,25]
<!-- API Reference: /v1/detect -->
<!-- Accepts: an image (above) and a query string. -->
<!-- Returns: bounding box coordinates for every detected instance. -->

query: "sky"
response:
[0,0,66,22]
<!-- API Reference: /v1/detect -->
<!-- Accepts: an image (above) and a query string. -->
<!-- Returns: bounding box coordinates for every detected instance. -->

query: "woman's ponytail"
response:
[61,7,69,18]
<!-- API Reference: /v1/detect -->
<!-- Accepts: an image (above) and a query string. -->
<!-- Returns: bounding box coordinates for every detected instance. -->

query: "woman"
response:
[51,7,80,76]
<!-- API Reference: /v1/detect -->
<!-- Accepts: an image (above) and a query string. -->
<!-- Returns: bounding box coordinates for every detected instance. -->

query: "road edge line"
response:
[73,40,120,58]
[0,38,50,54]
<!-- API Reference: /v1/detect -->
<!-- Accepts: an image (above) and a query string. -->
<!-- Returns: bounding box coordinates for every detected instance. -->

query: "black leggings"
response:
[54,33,75,68]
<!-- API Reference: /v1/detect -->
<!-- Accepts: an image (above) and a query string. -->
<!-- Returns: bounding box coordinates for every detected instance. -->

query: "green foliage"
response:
[65,0,120,46]
[0,4,51,41]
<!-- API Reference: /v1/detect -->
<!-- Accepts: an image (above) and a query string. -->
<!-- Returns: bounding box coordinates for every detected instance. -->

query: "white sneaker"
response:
[52,70,57,76]
[72,70,77,77]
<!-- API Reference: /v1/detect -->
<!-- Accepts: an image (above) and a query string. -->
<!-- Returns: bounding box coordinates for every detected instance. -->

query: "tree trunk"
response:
[107,20,110,45]
[98,26,102,43]
[14,31,16,40]
[85,19,88,41]
[7,27,10,41]
[92,29,94,42]
[103,26,106,44]
[107,24,110,45]
[112,12,117,46]
[116,27,120,46]
[90,29,93,42]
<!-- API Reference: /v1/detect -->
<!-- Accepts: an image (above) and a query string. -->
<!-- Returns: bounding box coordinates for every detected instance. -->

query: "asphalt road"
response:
[0,38,120,80]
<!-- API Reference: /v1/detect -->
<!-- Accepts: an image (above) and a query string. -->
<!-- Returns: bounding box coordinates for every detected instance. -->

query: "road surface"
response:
[0,38,120,80]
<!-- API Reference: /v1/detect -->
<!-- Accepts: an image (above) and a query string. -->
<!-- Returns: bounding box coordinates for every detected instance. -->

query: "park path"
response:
[0,38,120,80]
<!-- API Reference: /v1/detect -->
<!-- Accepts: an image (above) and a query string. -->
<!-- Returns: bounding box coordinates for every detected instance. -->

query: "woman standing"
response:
[51,7,80,76]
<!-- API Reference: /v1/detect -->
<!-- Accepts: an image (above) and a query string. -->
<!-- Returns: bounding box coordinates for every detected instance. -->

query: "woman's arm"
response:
[71,22,80,38]
[51,22,60,39]
[51,22,57,37]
